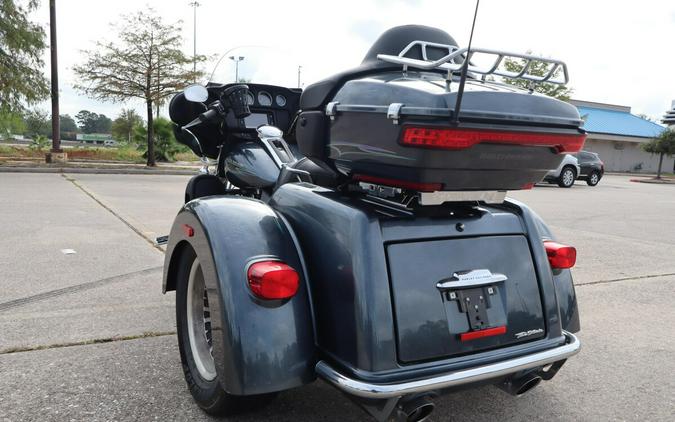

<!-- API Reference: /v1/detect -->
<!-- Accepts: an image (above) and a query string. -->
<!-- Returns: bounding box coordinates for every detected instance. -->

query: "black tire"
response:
[557,166,576,188]
[586,171,601,186]
[175,246,276,416]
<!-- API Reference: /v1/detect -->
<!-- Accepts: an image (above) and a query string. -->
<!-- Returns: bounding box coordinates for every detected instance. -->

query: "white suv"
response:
[543,154,581,188]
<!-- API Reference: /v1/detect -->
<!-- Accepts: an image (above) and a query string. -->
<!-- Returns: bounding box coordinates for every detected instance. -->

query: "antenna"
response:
[451,0,480,125]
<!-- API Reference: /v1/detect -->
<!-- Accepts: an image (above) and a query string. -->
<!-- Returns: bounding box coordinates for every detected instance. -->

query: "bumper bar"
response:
[316,331,580,399]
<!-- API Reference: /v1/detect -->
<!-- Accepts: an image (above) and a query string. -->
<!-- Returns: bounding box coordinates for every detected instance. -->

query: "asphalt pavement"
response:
[0,173,673,421]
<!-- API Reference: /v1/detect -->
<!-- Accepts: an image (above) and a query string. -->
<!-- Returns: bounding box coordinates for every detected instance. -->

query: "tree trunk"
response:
[146,99,156,167]
[656,152,664,179]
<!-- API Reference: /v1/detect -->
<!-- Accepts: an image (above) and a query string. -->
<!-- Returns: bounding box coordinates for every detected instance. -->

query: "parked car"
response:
[575,151,604,186]
[543,154,581,188]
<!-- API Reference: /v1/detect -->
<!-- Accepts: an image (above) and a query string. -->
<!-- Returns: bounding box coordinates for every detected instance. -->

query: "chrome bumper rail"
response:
[316,331,580,399]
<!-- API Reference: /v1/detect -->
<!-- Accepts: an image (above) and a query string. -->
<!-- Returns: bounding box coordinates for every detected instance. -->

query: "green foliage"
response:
[23,108,50,138]
[111,108,143,144]
[75,110,112,134]
[73,9,205,166]
[133,117,186,162]
[28,134,48,151]
[0,110,26,139]
[502,52,573,101]
[642,128,675,179]
[59,114,78,140]
[0,0,49,112]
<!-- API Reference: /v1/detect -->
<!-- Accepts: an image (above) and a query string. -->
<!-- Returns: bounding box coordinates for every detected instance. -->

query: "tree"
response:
[502,52,573,101]
[75,110,112,134]
[0,110,26,139]
[23,108,50,138]
[0,0,49,112]
[133,117,186,162]
[73,9,202,166]
[111,108,142,144]
[58,114,78,140]
[642,128,675,179]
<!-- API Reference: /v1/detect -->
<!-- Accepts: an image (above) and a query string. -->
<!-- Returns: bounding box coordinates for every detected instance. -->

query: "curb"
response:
[0,166,197,175]
[629,178,675,185]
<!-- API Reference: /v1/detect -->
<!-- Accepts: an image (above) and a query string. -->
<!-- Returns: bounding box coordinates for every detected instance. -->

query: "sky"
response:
[29,0,675,121]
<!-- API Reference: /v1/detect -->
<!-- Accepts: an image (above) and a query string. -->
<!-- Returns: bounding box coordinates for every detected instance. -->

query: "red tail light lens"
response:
[247,261,299,300]
[544,241,577,269]
[401,127,586,153]
[353,174,442,192]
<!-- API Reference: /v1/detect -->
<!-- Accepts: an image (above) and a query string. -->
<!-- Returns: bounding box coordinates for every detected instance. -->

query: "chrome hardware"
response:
[325,101,340,120]
[387,103,405,125]
[378,41,569,85]
[436,269,507,291]
[418,190,506,205]
[316,331,580,399]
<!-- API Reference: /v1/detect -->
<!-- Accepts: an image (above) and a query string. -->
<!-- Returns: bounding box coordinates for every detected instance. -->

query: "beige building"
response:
[571,100,674,173]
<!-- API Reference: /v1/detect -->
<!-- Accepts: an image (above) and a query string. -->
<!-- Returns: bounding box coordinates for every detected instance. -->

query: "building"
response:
[570,100,673,173]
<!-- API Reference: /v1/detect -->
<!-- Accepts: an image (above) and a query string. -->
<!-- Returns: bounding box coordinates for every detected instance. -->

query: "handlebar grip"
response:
[200,108,218,122]
[221,84,251,119]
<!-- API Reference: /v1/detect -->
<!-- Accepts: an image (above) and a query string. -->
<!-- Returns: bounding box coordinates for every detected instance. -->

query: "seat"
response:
[299,25,460,110]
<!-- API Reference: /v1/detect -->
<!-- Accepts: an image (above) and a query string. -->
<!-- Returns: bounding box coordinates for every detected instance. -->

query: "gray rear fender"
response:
[163,196,316,395]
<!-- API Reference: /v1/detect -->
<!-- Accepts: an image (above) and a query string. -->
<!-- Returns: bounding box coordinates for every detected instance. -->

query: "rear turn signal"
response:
[544,241,577,269]
[247,260,299,300]
[401,126,586,153]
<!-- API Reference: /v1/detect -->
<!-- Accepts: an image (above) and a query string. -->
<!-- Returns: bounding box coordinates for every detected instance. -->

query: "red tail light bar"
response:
[460,325,507,342]
[401,126,586,153]
[544,241,577,269]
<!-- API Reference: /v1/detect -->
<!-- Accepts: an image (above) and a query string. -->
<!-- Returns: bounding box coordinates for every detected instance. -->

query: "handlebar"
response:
[181,84,252,131]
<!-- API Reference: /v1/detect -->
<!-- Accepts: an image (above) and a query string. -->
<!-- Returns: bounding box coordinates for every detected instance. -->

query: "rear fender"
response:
[163,196,316,395]
[506,199,580,333]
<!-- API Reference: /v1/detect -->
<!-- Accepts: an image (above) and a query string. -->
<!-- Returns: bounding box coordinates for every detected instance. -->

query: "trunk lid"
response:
[387,235,545,363]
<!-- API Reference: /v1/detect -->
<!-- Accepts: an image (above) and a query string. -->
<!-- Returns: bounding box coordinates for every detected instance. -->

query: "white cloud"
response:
[30,0,675,120]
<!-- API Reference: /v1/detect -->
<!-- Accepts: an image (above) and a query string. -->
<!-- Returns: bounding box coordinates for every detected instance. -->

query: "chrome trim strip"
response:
[316,331,580,399]
[418,191,507,205]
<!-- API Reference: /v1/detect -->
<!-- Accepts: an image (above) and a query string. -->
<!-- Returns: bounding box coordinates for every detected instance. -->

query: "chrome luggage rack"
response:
[377,41,569,85]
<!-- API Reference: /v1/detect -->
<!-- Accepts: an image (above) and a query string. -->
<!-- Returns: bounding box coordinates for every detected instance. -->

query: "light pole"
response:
[297,65,302,88]
[229,56,245,82]
[49,0,60,154]
[189,1,200,81]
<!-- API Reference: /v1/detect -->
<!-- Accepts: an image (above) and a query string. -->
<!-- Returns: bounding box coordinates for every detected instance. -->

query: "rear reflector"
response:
[181,224,194,237]
[247,260,299,300]
[460,325,507,341]
[401,126,586,153]
[354,174,442,192]
[544,241,577,269]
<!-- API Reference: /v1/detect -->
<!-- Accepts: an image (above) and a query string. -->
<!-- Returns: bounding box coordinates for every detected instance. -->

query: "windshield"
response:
[207,46,302,87]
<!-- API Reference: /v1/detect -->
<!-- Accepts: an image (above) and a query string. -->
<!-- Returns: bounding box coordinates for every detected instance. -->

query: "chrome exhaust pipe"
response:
[497,372,542,396]
[398,395,436,422]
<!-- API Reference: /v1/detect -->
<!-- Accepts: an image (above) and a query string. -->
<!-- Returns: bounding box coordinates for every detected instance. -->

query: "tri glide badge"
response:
[515,329,544,339]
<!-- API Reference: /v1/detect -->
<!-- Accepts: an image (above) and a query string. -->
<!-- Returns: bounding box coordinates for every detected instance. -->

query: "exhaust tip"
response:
[400,395,436,422]
[406,402,435,422]
[515,376,542,396]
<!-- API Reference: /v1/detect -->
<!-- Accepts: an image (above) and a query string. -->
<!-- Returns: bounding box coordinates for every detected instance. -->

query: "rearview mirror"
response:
[184,84,209,103]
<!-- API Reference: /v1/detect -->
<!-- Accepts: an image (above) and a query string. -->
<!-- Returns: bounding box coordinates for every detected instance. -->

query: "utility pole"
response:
[229,56,244,82]
[297,65,302,88]
[49,0,61,155]
[189,1,200,82]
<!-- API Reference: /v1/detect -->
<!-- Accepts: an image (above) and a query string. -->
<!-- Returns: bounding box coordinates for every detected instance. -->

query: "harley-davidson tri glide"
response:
[161,25,583,422]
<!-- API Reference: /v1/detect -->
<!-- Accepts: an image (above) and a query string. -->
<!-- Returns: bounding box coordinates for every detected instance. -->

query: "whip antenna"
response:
[452,0,480,125]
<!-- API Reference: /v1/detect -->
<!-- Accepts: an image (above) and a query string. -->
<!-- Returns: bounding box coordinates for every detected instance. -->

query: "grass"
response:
[0,144,197,163]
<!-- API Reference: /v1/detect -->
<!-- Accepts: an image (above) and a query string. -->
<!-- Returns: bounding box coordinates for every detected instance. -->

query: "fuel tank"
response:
[224,141,280,189]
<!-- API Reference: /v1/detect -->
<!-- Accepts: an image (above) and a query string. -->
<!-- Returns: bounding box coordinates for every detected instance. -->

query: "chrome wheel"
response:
[186,258,216,381]
[561,168,575,187]
[589,172,599,186]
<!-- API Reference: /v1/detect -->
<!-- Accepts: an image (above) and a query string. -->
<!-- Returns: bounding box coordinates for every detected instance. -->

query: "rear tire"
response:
[175,246,276,416]
[586,171,601,186]
[558,166,576,188]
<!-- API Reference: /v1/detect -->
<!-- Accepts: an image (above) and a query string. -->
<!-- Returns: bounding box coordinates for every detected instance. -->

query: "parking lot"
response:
[0,173,673,421]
